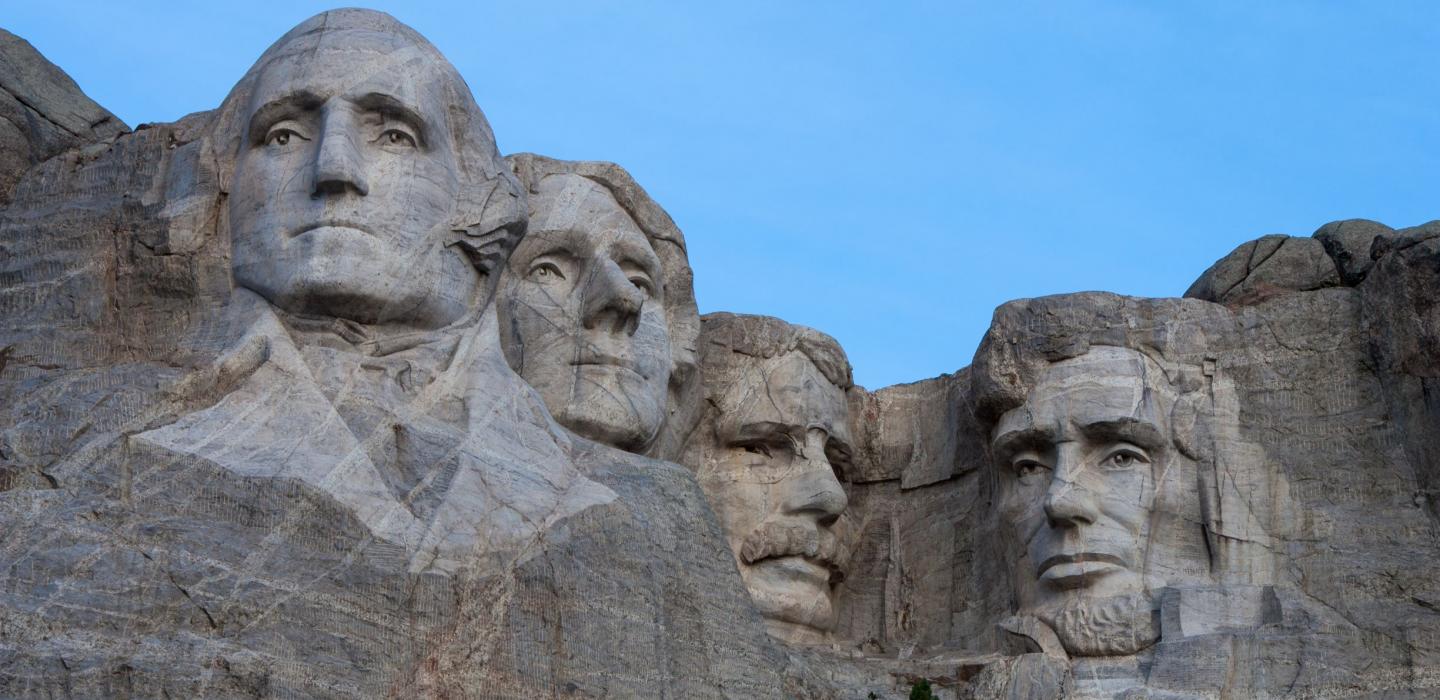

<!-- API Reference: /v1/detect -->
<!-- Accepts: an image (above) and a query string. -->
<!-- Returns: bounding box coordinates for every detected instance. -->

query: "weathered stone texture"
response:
[1184,233,1341,305]
[1313,217,1393,285]
[0,11,789,698]
[5,11,1440,699]
[0,28,126,206]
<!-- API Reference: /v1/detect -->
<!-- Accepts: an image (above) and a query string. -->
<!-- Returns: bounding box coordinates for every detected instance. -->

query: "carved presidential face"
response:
[992,346,1175,621]
[696,350,853,645]
[228,31,479,329]
[497,173,671,452]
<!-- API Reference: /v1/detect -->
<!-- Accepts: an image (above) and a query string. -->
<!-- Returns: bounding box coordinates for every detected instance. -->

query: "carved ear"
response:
[1170,391,1208,462]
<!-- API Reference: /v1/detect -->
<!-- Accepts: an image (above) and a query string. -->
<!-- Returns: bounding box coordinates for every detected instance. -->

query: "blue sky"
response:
[7,2,1438,388]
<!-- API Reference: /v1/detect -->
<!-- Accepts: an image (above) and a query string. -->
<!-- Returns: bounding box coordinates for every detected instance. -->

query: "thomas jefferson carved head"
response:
[215,9,523,330]
[498,156,700,455]
[683,313,855,645]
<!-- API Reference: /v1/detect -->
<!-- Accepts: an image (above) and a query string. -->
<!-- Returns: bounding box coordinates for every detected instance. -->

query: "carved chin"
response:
[557,399,662,452]
[743,567,836,634]
[235,253,449,326]
[1045,591,1159,657]
[547,369,663,450]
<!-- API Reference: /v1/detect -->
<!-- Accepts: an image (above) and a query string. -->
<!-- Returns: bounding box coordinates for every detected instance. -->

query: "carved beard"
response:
[1044,591,1159,657]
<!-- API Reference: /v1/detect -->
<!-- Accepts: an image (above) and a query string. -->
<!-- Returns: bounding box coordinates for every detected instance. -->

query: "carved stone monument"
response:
[682,312,857,646]
[4,8,1440,699]
[498,154,701,460]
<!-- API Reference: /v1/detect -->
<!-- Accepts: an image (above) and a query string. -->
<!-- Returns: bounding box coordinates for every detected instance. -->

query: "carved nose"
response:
[581,259,643,336]
[781,432,848,525]
[312,112,369,198]
[1043,477,1099,528]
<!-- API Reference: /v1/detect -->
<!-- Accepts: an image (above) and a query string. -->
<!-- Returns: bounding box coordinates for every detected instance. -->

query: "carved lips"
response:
[291,220,374,238]
[570,351,645,379]
[1037,552,1128,587]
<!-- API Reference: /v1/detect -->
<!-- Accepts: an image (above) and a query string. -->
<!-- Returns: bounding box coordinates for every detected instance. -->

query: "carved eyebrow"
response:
[1079,418,1166,451]
[612,237,662,279]
[991,427,1054,461]
[521,228,583,257]
[351,92,430,146]
[246,90,324,144]
[727,421,798,445]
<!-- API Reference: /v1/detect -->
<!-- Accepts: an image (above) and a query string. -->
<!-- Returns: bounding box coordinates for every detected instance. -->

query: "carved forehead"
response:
[713,352,853,446]
[246,28,451,112]
[993,346,1172,446]
[223,10,477,135]
[530,174,642,237]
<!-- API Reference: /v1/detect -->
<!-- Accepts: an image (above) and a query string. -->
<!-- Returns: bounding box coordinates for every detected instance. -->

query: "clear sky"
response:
[7,2,1438,388]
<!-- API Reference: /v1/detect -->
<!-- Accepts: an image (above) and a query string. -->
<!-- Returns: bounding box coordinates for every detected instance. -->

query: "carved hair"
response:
[697,312,854,391]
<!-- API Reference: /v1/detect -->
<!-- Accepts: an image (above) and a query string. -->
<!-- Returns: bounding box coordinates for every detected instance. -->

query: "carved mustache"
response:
[739,521,851,579]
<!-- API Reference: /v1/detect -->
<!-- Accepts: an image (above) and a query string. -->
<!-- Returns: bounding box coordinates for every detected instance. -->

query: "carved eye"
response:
[528,261,565,282]
[1100,447,1149,471]
[265,128,307,147]
[741,443,772,458]
[380,129,417,148]
[629,275,655,296]
[1012,459,1050,483]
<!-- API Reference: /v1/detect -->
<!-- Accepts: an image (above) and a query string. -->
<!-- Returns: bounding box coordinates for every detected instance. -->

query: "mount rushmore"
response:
[3,9,1440,699]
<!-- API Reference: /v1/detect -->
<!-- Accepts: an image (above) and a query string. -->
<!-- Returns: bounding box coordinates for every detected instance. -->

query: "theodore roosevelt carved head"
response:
[683,313,855,645]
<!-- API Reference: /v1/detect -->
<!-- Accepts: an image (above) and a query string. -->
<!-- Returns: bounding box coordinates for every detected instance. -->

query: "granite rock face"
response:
[683,313,857,647]
[0,11,785,698]
[497,154,701,461]
[6,9,1440,699]
[1313,218,1393,285]
[1184,233,1340,305]
[0,29,126,206]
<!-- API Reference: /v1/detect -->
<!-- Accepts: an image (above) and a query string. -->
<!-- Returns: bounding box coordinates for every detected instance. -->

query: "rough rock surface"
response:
[1313,218,1393,285]
[0,28,126,205]
[1184,233,1340,305]
[6,10,1440,700]
[0,11,786,698]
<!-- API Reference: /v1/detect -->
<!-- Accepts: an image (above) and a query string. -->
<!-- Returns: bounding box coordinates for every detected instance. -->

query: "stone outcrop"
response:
[0,28,126,206]
[1184,233,1340,305]
[5,9,1440,699]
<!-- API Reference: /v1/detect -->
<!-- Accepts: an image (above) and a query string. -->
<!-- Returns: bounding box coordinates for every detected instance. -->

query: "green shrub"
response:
[909,678,935,700]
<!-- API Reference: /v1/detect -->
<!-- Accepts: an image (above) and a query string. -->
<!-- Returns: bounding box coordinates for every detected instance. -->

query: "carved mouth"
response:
[571,354,642,377]
[1037,552,1128,584]
[750,555,835,589]
[291,220,373,238]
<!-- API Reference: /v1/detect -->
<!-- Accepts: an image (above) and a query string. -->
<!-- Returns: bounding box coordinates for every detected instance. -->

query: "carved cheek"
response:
[519,282,580,334]
[1096,470,1152,535]
[1000,479,1046,530]
[702,461,765,525]
[632,311,671,377]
